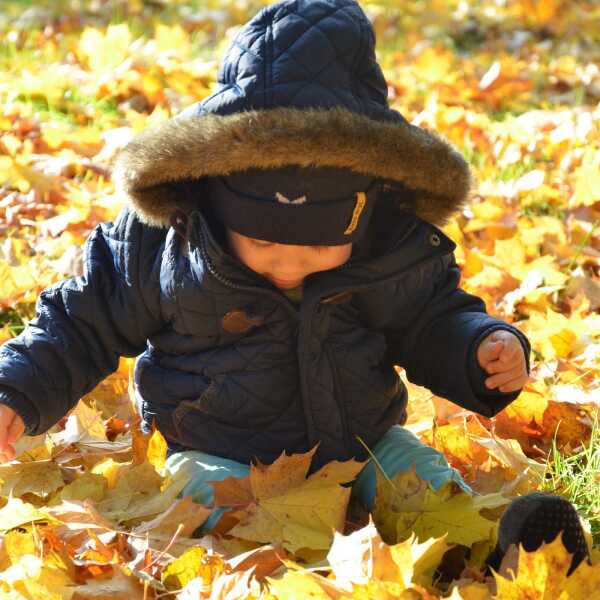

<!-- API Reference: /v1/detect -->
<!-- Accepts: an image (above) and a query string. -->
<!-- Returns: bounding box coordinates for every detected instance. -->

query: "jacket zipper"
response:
[325,344,351,451]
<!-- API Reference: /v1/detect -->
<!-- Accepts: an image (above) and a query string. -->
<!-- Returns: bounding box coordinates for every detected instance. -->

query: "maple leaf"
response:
[98,460,191,525]
[493,534,600,598]
[131,495,212,540]
[266,569,337,599]
[0,459,64,499]
[44,498,117,536]
[77,25,132,72]
[146,428,167,473]
[572,148,600,207]
[0,496,57,532]
[59,472,107,503]
[372,465,498,548]
[226,543,287,580]
[70,566,146,599]
[0,553,73,600]
[266,522,446,599]
[161,546,227,591]
[327,517,450,592]
[211,447,365,553]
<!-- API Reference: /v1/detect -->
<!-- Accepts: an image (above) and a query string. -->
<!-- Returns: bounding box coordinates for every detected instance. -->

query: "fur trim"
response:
[111,106,473,228]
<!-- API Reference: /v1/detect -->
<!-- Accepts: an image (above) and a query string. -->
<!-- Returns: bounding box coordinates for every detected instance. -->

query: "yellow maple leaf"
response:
[91,458,125,489]
[510,255,569,287]
[162,546,226,591]
[3,529,37,565]
[504,389,548,426]
[0,460,64,499]
[71,400,108,441]
[518,215,567,249]
[327,518,449,592]
[59,472,107,503]
[215,447,365,553]
[414,47,457,85]
[266,569,335,599]
[0,261,39,306]
[491,238,527,272]
[373,465,497,548]
[571,148,600,207]
[522,308,580,360]
[90,446,197,527]
[430,421,490,467]
[518,0,562,25]
[98,462,159,509]
[1,553,72,600]
[447,580,493,599]
[469,433,545,482]
[463,200,506,233]
[0,496,56,532]
[131,495,212,539]
[77,25,132,72]
[493,534,600,599]
[154,24,191,58]
[147,428,167,473]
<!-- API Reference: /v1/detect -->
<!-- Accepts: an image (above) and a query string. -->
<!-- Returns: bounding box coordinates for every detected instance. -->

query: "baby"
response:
[0,0,589,573]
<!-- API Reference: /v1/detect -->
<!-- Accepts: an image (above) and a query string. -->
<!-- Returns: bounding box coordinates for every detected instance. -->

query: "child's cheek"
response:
[235,241,262,272]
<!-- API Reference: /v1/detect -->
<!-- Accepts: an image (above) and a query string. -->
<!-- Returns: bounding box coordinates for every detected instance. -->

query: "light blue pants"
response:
[164,425,474,536]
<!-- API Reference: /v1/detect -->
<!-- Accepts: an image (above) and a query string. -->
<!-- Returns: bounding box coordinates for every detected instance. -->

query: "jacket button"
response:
[222,309,263,334]
[429,233,441,246]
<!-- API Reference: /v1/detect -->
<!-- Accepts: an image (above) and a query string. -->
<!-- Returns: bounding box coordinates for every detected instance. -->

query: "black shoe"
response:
[485,492,591,577]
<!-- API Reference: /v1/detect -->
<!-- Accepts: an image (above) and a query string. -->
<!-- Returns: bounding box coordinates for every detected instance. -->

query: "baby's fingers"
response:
[7,413,24,444]
[0,405,22,462]
[495,375,529,393]
[485,353,521,373]
[0,447,15,463]
[0,406,11,450]
[485,365,528,391]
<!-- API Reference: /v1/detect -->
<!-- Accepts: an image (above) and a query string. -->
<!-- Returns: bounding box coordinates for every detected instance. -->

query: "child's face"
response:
[226,228,352,290]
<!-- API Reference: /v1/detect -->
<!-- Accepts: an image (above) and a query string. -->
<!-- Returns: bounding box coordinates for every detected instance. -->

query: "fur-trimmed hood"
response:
[112,0,473,230]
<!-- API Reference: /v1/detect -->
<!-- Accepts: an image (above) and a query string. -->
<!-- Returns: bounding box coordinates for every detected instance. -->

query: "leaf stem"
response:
[567,218,600,271]
[355,435,397,490]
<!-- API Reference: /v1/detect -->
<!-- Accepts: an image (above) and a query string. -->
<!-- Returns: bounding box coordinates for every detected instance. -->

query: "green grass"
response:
[497,155,537,182]
[0,305,35,337]
[538,412,600,548]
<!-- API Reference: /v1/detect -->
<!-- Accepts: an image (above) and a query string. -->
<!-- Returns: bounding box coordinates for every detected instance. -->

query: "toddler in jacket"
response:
[0,0,590,573]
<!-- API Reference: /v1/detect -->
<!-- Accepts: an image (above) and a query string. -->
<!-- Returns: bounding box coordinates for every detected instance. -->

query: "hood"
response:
[112,0,473,229]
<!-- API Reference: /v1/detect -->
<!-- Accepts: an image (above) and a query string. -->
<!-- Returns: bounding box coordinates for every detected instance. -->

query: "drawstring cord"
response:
[169,180,199,241]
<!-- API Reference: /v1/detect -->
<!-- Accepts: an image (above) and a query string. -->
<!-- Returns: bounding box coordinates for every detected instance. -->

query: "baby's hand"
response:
[477,330,528,393]
[0,404,25,463]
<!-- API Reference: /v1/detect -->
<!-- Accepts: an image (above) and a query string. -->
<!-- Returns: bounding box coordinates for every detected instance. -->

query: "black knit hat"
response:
[206,165,379,246]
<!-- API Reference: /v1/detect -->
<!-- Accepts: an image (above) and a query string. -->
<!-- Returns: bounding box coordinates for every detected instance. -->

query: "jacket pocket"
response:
[135,354,213,436]
[172,379,218,436]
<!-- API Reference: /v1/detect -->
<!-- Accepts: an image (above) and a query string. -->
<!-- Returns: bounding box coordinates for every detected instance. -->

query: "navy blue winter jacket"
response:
[0,0,530,469]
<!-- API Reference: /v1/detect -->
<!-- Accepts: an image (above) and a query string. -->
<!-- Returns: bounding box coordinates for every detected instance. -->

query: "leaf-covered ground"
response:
[0,0,598,598]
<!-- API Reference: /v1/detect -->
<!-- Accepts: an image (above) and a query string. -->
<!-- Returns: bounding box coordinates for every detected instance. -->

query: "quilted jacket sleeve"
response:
[0,206,166,436]
[384,252,531,418]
